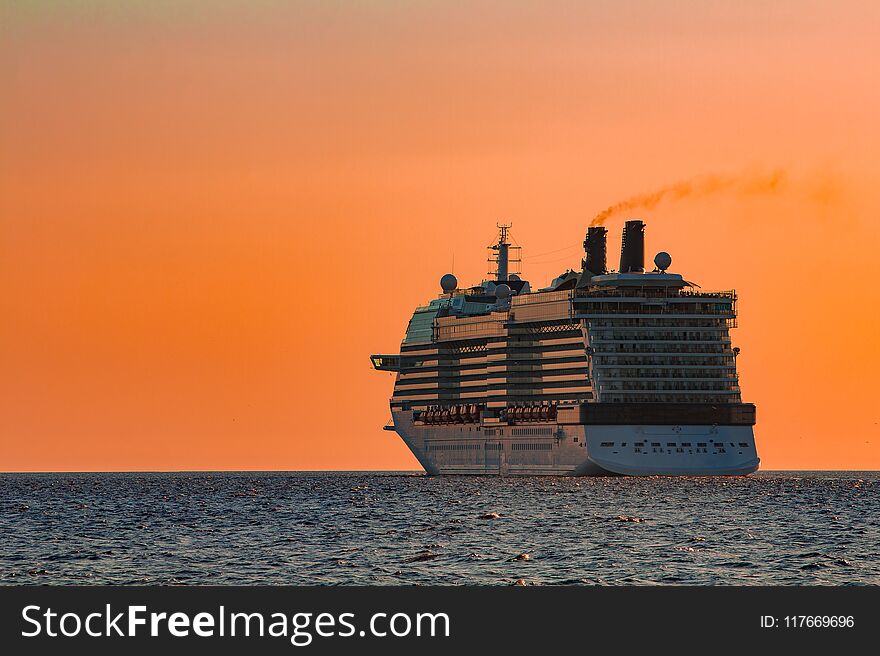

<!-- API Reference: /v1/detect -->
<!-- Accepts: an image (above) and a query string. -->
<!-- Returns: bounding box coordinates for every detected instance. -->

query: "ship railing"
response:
[575,288,735,299]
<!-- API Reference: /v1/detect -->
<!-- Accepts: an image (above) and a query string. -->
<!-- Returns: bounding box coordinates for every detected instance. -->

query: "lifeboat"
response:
[539,406,549,421]
[441,409,451,423]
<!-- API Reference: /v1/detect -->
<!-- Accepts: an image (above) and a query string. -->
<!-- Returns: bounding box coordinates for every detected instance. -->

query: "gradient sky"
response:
[2,1,879,471]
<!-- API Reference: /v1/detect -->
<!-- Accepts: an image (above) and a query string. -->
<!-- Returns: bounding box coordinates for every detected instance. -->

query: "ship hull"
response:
[391,411,759,477]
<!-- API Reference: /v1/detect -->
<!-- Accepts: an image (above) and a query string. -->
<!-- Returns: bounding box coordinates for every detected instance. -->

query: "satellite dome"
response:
[509,273,521,281]
[440,273,458,292]
[495,283,511,300]
[654,252,672,271]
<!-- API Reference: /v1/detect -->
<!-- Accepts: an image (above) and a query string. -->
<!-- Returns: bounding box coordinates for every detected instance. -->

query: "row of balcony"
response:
[592,357,736,367]
[598,381,741,392]
[600,393,741,403]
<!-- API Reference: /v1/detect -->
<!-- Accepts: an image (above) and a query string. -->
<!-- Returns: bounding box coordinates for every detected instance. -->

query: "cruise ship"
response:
[371,221,759,476]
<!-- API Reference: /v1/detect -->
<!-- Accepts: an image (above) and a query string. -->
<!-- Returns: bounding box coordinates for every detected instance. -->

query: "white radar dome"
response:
[440,273,458,292]
[654,252,672,271]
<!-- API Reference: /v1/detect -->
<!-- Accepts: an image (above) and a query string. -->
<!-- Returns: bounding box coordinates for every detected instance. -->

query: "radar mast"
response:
[487,223,521,281]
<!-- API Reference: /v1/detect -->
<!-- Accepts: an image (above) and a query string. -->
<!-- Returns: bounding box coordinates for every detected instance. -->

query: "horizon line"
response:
[1,469,877,475]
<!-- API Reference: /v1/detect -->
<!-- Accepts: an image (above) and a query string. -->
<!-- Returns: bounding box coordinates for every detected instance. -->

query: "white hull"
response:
[391,412,759,477]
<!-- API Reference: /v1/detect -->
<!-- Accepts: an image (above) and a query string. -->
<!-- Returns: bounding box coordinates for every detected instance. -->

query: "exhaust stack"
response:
[619,220,645,273]
[582,226,607,275]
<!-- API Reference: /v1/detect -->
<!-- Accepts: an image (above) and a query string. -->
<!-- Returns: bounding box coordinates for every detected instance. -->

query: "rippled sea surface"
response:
[1,472,878,585]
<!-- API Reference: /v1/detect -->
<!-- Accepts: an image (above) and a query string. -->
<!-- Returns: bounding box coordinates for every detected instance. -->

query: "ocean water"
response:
[1,471,878,585]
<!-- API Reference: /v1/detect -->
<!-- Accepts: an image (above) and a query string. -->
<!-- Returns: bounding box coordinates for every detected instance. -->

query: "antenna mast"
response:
[487,223,521,281]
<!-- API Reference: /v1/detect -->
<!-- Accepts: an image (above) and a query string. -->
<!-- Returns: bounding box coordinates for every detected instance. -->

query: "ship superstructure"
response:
[371,221,759,476]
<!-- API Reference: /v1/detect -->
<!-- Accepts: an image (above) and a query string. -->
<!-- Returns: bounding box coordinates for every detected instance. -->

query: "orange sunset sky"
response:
[2,1,879,471]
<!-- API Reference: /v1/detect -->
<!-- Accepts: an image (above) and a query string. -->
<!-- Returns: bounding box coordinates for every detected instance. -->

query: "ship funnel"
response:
[619,220,645,273]
[582,226,607,275]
